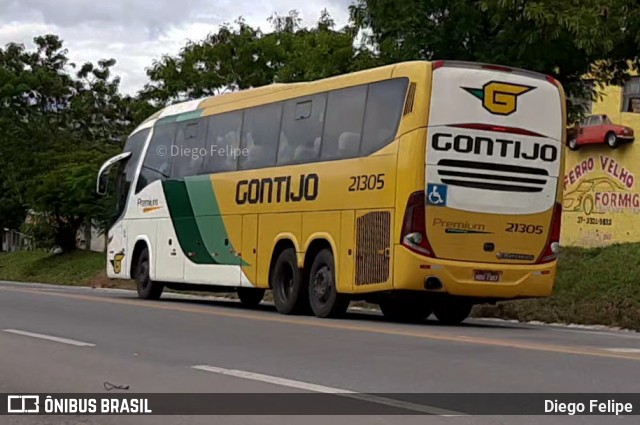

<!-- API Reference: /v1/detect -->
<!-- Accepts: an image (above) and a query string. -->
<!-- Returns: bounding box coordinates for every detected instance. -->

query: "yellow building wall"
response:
[562,85,640,247]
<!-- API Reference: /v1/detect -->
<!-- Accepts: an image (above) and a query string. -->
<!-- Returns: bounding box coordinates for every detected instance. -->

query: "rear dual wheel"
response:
[271,247,348,318]
[271,248,309,315]
[308,249,349,318]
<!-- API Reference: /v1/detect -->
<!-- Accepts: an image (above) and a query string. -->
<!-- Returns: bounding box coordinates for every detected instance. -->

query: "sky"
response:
[0,0,353,95]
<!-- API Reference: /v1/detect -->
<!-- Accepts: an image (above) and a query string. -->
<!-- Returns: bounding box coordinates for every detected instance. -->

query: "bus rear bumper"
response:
[393,245,556,299]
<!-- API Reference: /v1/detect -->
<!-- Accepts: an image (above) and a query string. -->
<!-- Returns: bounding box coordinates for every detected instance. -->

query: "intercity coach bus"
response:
[97,60,566,324]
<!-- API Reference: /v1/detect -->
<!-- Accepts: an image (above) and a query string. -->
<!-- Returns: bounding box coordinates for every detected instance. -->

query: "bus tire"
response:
[432,298,472,325]
[271,248,309,315]
[308,249,349,318]
[134,248,164,300]
[237,288,265,307]
[379,296,432,323]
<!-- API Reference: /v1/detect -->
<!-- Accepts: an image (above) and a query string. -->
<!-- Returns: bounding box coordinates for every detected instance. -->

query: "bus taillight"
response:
[537,203,562,263]
[401,191,435,257]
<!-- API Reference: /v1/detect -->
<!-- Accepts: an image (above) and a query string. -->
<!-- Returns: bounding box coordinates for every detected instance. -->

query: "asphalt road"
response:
[1,280,639,425]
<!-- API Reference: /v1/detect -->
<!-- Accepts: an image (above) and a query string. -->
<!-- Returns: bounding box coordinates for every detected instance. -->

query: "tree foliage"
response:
[142,10,376,104]
[0,35,152,251]
[350,0,640,120]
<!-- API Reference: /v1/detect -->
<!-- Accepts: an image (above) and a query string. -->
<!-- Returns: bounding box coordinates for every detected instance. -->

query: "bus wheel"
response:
[237,288,265,307]
[432,298,472,325]
[308,249,349,318]
[271,248,309,315]
[135,248,164,300]
[379,296,432,323]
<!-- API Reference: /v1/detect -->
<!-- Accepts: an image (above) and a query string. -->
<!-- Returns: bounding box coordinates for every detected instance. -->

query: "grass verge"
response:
[1,244,639,330]
[0,250,108,287]
[474,244,640,331]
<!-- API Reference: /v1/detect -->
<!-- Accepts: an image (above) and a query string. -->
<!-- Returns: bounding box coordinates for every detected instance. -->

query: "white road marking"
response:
[193,365,353,393]
[192,365,463,416]
[3,329,96,347]
[603,348,640,354]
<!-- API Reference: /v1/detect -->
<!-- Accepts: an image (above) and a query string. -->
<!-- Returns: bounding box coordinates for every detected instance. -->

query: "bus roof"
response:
[132,61,432,133]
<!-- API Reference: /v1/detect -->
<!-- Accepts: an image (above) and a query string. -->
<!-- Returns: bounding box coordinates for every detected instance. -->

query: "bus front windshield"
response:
[112,128,150,220]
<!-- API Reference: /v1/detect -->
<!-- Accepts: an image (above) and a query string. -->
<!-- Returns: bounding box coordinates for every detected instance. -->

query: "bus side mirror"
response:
[97,172,109,196]
[96,151,133,196]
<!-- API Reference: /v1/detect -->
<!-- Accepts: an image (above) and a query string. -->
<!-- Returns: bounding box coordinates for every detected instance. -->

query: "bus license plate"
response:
[473,270,501,282]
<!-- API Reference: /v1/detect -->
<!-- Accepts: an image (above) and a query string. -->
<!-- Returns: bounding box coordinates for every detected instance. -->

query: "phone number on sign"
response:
[576,217,613,226]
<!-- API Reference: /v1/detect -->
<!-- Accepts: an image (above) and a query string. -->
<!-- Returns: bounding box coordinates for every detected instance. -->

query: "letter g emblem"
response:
[464,81,535,116]
[483,82,533,115]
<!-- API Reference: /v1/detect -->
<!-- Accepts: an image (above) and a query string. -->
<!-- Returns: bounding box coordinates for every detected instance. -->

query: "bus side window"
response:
[202,111,242,174]
[277,94,326,165]
[320,85,367,161]
[136,122,177,193]
[171,118,207,178]
[239,102,283,170]
[360,78,408,156]
[337,132,360,158]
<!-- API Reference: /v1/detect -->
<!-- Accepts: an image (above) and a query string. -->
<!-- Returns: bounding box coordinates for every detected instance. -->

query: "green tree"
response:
[0,42,33,248]
[0,35,142,251]
[142,10,376,104]
[350,0,640,121]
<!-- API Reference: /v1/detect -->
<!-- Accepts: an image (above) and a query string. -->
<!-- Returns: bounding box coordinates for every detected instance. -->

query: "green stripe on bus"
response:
[156,116,178,126]
[156,109,203,126]
[184,175,219,216]
[184,176,247,266]
[162,179,216,264]
[175,110,203,122]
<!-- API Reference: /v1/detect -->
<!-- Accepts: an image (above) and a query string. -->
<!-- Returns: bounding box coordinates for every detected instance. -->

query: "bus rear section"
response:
[395,61,565,310]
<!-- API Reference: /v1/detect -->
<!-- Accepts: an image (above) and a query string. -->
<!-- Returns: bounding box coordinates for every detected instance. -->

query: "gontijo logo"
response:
[463,81,535,116]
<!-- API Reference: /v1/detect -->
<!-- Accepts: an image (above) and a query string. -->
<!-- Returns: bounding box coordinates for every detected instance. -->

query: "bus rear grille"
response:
[355,211,390,286]
[436,159,548,193]
[403,82,417,115]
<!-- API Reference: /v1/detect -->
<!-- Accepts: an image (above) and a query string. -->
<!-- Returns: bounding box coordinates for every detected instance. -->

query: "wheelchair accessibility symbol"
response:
[427,184,448,206]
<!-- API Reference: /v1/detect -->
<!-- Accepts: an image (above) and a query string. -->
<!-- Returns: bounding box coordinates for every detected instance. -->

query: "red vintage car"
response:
[567,114,635,150]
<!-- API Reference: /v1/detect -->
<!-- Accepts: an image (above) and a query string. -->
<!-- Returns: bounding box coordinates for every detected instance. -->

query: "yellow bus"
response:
[96,60,566,324]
